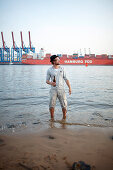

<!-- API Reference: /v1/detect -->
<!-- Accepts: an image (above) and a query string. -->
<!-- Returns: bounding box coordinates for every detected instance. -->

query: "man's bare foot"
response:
[49,118,54,122]
[62,118,66,123]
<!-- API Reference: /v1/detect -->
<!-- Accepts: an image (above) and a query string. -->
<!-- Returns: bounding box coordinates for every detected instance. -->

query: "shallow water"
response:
[0,65,113,134]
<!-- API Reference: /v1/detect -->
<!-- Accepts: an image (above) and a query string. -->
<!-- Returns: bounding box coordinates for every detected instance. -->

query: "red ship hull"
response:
[21,58,113,65]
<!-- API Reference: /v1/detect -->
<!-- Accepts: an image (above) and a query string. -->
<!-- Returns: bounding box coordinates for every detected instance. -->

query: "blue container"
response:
[73,57,78,59]
[79,56,84,58]
[57,54,62,57]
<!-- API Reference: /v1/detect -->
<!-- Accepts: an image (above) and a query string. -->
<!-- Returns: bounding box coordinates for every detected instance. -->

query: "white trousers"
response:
[49,88,67,109]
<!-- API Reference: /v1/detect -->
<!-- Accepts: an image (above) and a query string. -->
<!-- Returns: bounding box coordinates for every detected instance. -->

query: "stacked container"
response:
[96,55,103,59]
[62,54,67,58]
[68,55,73,59]
[45,53,51,59]
[101,54,108,59]
[73,53,78,59]
[22,54,28,59]
[90,54,95,58]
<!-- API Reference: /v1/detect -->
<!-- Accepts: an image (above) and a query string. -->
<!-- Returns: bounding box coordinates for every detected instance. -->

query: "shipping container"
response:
[101,54,108,58]
[45,53,51,58]
[62,54,67,58]
[84,54,90,58]
[79,56,84,58]
[57,54,62,57]
[96,55,103,59]
[22,54,28,59]
[27,55,33,59]
[73,53,78,57]
[73,57,78,59]
[68,55,73,58]
[90,54,95,58]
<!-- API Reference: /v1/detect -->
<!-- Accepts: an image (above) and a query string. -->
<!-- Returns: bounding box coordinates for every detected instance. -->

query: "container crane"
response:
[11,32,21,62]
[20,31,29,53]
[0,32,10,63]
[28,31,35,53]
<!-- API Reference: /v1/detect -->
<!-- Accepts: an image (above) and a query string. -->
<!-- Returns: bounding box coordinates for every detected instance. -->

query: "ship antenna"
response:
[89,48,91,56]
[80,48,82,55]
[84,48,86,55]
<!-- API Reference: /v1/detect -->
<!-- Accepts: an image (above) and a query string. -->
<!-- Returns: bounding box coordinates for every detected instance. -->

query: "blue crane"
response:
[20,31,29,54]
[0,32,10,63]
[11,32,21,63]
[28,31,35,53]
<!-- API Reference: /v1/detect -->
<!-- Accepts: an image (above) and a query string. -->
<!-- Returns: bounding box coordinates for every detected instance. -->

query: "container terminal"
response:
[0,32,113,65]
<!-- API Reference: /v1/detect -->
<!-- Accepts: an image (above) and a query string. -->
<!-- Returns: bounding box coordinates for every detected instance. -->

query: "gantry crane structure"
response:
[20,31,29,55]
[28,31,35,53]
[0,32,10,63]
[0,31,36,64]
[11,32,21,62]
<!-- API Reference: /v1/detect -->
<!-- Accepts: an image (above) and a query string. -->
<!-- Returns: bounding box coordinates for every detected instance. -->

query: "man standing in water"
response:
[46,55,71,121]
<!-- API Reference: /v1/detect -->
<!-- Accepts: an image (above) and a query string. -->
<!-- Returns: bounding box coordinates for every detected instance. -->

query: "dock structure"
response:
[11,32,22,63]
[20,31,29,55]
[0,32,10,64]
[28,31,35,53]
[0,31,36,64]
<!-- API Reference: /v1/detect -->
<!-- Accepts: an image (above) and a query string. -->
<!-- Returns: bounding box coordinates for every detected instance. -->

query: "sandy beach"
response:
[0,125,113,170]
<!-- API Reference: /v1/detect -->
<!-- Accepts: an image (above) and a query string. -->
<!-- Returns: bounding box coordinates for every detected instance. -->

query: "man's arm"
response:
[66,80,71,95]
[63,68,71,95]
[46,80,56,86]
[46,69,56,86]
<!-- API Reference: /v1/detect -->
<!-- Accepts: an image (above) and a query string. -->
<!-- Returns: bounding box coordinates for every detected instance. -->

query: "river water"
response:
[0,65,113,134]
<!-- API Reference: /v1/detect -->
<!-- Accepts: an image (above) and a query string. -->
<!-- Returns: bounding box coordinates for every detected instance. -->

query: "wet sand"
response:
[0,126,113,170]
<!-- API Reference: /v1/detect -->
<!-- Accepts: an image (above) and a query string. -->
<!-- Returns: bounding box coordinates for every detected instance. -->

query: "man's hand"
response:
[46,80,56,86]
[69,88,71,95]
[51,82,56,86]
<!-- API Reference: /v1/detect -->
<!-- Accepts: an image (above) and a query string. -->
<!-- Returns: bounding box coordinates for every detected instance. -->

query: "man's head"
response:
[50,55,60,65]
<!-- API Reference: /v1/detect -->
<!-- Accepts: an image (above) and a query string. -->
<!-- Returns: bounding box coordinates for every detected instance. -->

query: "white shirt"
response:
[46,66,68,89]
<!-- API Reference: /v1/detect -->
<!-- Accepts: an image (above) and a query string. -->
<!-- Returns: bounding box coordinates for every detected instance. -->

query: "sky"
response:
[0,0,113,55]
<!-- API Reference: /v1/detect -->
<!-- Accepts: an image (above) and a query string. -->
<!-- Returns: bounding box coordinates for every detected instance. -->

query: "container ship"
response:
[1,31,113,65]
[21,53,113,66]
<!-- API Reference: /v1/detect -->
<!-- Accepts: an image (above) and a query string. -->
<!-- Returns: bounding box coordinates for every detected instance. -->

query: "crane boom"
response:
[11,32,15,49]
[20,31,24,49]
[28,31,32,50]
[1,32,5,50]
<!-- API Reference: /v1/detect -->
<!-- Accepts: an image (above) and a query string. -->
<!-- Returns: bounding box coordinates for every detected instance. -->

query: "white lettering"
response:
[70,60,73,63]
[64,60,84,64]
[85,60,92,63]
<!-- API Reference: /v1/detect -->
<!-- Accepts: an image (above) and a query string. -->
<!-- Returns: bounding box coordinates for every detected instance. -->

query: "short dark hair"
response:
[50,55,58,63]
